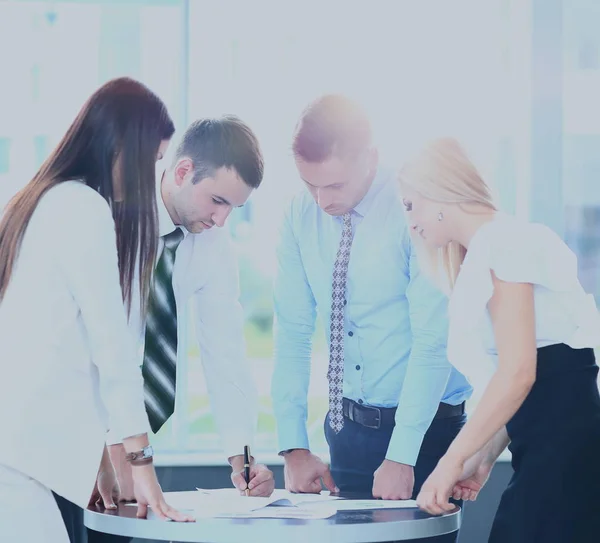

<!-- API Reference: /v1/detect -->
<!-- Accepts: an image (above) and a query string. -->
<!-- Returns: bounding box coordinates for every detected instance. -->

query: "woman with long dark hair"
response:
[0,77,193,542]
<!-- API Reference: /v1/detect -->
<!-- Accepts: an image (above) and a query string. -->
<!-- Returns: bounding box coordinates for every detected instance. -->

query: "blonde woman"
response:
[398,138,600,542]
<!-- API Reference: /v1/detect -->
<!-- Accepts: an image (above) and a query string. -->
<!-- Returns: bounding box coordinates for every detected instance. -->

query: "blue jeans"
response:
[325,409,466,543]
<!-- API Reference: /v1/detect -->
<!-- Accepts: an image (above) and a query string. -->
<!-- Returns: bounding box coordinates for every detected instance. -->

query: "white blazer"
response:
[0,181,149,508]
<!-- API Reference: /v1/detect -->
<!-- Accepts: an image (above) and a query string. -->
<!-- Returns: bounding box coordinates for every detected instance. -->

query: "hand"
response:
[451,454,493,502]
[231,463,275,497]
[373,460,415,500]
[108,444,135,501]
[416,455,464,516]
[89,466,120,510]
[131,464,195,522]
[89,444,120,509]
[284,449,338,494]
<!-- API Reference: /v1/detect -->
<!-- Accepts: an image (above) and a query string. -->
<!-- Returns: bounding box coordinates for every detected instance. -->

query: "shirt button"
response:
[355,365,361,371]
[348,331,354,337]
[358,399,364,404]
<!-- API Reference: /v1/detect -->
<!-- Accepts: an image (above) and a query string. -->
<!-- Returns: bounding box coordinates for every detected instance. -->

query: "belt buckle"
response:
[363,405,382,430]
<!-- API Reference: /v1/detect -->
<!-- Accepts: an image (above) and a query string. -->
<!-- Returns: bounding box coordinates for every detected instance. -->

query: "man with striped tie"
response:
[113,114,273,491]
[56,116,275,543]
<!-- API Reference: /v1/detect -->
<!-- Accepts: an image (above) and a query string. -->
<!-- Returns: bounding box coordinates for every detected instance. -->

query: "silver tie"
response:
[328,212,354,433]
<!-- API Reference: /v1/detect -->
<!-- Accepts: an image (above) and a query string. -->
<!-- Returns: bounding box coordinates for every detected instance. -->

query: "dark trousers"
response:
[325,408,466,543]
[54,493,131,543]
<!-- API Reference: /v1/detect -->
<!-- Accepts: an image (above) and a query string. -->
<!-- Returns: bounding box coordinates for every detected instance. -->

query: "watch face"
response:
[143,445,154,459]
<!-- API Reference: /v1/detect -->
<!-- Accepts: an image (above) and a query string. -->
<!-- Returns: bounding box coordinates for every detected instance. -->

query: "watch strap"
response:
[125,447,154,466]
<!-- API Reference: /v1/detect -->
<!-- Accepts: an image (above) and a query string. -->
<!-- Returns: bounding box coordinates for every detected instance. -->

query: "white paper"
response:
[133,491,416,519]
[195,488,339,511]
[161,491,200,511]
[308,499,418,511]
[168,489,342,519]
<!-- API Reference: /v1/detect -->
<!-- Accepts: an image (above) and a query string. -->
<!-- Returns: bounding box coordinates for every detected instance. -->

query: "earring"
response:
[438,212,444,222]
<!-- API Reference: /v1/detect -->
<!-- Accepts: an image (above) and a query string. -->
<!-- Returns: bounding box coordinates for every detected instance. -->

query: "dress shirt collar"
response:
[157,169,189,239]
[352,166,391,218]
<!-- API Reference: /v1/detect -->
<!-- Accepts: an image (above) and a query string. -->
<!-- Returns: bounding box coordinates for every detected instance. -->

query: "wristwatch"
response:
[125,445,154,466]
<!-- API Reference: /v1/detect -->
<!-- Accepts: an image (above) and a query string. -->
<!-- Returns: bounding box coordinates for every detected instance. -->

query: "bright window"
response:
[5,1,597,465]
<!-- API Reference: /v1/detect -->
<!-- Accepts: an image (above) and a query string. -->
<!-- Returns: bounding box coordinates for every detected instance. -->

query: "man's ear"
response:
[173,158,194,187]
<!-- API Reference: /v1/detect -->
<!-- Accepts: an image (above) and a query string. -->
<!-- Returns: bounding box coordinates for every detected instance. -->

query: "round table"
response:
[84,491,460,543]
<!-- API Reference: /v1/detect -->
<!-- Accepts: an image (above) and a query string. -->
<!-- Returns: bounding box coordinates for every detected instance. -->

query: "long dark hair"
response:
[0,77,175,315]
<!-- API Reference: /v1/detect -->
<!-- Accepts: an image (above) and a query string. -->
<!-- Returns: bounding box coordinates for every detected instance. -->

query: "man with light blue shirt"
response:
[271,95,471,541]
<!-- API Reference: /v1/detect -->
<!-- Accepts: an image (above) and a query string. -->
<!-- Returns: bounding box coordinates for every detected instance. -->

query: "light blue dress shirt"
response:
[271,166,472,466]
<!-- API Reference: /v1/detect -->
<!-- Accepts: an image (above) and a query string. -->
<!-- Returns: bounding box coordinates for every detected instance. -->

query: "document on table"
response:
[160,490,417,519]
[192,489,340,519]
[306,499,419,512]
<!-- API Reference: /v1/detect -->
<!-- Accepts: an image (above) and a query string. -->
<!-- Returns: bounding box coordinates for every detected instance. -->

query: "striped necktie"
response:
[142,227,185,433]
[328,212,354,433]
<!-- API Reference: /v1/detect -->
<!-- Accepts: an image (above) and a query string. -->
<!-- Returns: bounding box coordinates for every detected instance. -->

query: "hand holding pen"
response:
[230,447,276,497]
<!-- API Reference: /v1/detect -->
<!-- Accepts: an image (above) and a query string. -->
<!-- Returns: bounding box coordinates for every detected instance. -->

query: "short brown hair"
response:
[292,94,372,163]
[174,115,264,189]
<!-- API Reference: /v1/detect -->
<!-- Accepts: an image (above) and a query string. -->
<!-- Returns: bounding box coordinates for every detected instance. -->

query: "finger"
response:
[372,482,380,499]
[452,487,462,502]
[100,489,117,510]
[231,472,247,491]
[151,501,169,521]
[417,491,435,515]
[469,490,478,501]
[321,467,338,493]
[248,478,275,497]
[385,490,411,501]
[437,491,455,513]
[136,503,148,519]
[248,469,273,491]
[442,498,455,511]
[304,480,323,494]
[428,492,445,516]
[428,498,444,516]
[164,504,195,523]
[88,491,100,508]
[425,493,440,516]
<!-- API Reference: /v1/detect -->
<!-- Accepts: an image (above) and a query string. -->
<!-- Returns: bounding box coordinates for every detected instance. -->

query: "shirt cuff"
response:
[276,417,310,454]
[385,425,426,466]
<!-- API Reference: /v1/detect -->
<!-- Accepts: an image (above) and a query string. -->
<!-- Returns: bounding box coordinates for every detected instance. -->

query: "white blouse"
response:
[447,213,600,381]
[0,181,149,508]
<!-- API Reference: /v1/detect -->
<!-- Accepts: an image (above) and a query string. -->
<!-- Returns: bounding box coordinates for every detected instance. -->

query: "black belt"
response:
[342,397,465,430]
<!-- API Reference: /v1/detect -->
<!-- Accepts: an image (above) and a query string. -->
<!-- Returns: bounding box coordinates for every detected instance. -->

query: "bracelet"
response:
[128,457,153,467]
[125,445,154,466]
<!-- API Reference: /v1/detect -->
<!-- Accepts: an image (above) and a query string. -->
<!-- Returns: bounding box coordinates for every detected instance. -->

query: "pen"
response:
[244,445,251,497]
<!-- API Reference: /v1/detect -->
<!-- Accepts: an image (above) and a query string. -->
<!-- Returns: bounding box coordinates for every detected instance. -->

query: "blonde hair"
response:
[398,138,497,292]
